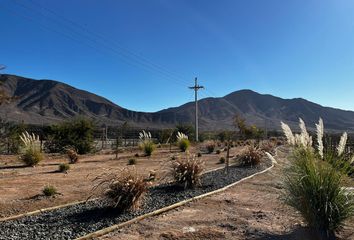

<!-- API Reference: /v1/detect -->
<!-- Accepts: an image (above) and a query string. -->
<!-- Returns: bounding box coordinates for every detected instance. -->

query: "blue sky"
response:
[1,0,354,112]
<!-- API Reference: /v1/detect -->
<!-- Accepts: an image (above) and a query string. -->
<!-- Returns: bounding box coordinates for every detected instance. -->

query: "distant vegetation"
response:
[45,118,94,154]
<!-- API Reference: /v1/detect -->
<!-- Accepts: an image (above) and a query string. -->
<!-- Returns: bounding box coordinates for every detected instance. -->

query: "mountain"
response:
[1,74,354,132]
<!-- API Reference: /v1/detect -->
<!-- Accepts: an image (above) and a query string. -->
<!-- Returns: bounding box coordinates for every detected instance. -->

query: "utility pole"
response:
[189,77,204,142]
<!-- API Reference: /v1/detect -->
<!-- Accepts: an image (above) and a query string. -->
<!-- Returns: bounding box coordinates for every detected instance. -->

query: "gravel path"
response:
[0,161,271,240]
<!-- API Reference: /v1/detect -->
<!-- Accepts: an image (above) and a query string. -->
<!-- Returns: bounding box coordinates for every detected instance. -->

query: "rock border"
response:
[76,162,275,240]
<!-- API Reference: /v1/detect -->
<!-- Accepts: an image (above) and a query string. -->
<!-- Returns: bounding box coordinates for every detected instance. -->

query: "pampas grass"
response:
[19,131,43,166]
[337,132,348,157]
[316,118,324,159]
[281,122,295,145]
[176,132,190,152]
[139,130,155,156]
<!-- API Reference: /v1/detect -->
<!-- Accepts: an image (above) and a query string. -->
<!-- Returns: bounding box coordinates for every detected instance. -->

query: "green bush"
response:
[284,148,354,238]
[128,158,137,165]
[19,131,43,166]
[59,163,70,172]
[43,185,57,196]
[139,131,156,156]
[197,152,202,157]
[219,157,226,164]
[45,118,94,154]
[140,141,155,156]
[177,138,190,152]
[216,149,221,154]
[21,148,43,166]
[323,149,354,176]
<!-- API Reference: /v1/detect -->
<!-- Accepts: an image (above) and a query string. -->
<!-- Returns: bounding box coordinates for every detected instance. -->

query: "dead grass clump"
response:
[259,140,276,154]
[67,148,79,163]
[205,141,216,154]
[171,154,204,189]
[238,145,263,166]
[91,168,148,210]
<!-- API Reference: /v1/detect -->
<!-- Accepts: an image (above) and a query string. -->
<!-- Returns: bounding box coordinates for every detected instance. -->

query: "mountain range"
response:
[1,74,354,132]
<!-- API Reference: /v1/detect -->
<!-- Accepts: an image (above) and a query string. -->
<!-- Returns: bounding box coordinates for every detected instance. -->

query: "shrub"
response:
[67,148,79,164]
[219,157,225,164]
[145,170,157,182]
[216,149,221,154]
[176,132,190,152]
[284,148,354,238]
[43,185,57,196]
[45,118,94,154]
[238,145,263,166]
[19,131,43,166]
[92,169,148,210]
[279,118,354,237]
[139,130,156,156]
[171,154,204,189]
[197,152,202,157]
[128,158,137,165]
[59,163,70,172]
[205,141,216,154]
[134,153,139,157]
[259,140,276,154]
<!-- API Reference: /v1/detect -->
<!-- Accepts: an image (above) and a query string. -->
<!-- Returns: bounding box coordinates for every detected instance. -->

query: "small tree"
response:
[45,117,94,154]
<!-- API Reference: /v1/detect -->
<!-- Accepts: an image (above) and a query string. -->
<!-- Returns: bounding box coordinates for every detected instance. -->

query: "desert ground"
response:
[99,147,354,240]
[0,144,242,218]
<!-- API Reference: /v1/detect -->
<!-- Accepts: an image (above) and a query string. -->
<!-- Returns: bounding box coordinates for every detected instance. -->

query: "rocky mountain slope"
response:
[1,74,354,131]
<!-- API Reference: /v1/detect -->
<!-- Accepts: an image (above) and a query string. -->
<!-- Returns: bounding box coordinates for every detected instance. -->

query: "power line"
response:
[6,0,191,88]
[26,0,190,85]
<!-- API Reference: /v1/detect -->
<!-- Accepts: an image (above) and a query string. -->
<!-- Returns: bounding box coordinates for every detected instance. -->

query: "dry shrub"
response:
[205,140,216,154]
[67,148,79,163]
[238,145,263,166]
[171,154,204,189]
[91,168,148,211]
[259,140,276,154]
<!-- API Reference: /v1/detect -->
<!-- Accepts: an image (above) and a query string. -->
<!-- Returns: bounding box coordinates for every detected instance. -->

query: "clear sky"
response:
[1,0,354,112]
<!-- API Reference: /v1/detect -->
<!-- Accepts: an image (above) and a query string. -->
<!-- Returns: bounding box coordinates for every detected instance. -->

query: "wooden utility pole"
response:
[189,77,204,142]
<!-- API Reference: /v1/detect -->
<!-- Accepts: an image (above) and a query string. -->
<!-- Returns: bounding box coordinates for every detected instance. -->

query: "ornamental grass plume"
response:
[19,131,43,166]
[176,131,190,152]
[316,118,324,159]
[281,119,312,148]
[139,130,155,156]
[337,132,348,156]
[298,118,313,148]
[281,118,354,237]
[281,121,295,145]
